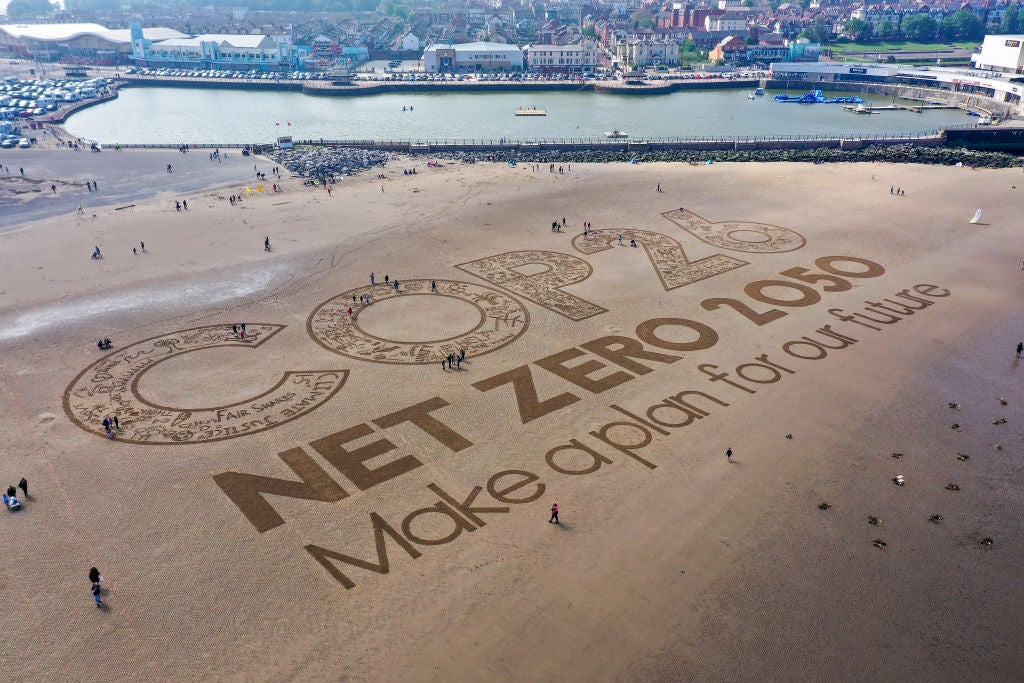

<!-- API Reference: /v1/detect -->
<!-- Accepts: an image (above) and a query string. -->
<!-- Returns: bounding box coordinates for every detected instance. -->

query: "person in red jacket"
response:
[549,503,559,524]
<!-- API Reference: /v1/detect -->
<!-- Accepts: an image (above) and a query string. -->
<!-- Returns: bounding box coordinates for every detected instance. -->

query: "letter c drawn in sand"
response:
[63,324,348,445]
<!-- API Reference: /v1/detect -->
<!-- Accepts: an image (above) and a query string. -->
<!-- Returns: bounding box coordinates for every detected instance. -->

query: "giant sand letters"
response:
[307,279,529,364]
[64,325,348,444]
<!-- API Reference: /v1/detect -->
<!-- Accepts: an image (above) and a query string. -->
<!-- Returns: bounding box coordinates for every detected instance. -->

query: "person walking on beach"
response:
[167,164,172,173]
[264,236,271,252]
[370,272,376,285]
[431,280,437,293]
[240,322,246,337]
[232,324,238,336]
[140,241,145,252]
[656,183,662,192]
[1017,342,1023,357]
[183,200,188,210]
[549,503,559,524]
[18,478,27,497]
[726,447,733,461]
[51,184,56,193]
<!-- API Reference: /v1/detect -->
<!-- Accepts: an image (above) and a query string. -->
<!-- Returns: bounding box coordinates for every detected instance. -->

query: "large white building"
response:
[0,22,184,64]
[421,41,525,73]
[972,34,1024,74]
[130,23,296,71]
[526,40,599,74]
[616,37,680,68]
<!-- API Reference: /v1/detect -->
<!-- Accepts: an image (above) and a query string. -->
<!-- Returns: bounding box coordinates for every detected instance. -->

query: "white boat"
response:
[747,93,755,99]
[515,106,546,116]
[604,130,628,138]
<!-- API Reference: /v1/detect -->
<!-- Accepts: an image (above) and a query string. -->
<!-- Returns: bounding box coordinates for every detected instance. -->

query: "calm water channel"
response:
[64,86,977,145]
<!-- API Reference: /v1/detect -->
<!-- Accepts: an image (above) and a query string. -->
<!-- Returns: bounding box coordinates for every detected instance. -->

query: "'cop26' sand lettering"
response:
[460,212,805,319]
[307,279,529,364]
[64,324,348,444]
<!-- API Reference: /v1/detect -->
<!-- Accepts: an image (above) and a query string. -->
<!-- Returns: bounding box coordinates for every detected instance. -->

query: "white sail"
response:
[969,209,982,224]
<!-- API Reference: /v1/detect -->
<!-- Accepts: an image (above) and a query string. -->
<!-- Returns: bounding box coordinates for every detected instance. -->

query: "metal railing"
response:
[110,128,972,150]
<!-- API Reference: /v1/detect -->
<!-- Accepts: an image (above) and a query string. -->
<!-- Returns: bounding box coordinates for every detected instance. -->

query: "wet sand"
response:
[1,154,1022,681]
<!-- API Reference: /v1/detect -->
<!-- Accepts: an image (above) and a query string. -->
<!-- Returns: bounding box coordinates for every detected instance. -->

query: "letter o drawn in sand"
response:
[63,324,349,445]
[307,279,529,364]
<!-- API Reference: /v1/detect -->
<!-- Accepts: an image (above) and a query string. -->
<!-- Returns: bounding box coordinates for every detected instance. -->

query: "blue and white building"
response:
[130,22,297,72]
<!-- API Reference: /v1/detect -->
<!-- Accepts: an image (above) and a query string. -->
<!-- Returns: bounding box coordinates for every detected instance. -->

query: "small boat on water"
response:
[754,88,765,96]
[774,89,864,104]
[747,93,755,100]
[515,106,546,116]
[604,130,628,138]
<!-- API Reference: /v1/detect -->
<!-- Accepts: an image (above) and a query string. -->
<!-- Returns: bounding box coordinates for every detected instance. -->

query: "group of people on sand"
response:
[101,415,122,439]
[442,349,467,371]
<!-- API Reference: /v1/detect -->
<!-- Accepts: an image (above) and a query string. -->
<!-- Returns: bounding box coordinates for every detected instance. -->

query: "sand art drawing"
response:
[307,279,530,364]
[63,324,348,444]
[457,250,606,321]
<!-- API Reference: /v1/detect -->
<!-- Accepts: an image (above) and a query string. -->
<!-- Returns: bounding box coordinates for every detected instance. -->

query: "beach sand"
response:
[1,153,1022,681]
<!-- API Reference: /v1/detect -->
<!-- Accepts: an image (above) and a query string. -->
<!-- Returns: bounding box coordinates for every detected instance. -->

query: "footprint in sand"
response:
[37,413,56,426]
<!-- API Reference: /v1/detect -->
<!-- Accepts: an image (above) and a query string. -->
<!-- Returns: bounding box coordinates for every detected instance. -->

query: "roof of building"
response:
[423,41,523,52]
[151,34,273,49]
[0,23,185,44]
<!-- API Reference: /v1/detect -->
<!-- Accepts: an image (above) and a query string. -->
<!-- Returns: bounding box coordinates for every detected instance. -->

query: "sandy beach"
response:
[1,151,1022,681]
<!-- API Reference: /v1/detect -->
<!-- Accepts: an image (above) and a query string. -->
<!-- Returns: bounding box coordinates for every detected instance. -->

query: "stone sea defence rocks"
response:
[267,147,393,179]
[421,144,1020,168]
[266,144,1020,178]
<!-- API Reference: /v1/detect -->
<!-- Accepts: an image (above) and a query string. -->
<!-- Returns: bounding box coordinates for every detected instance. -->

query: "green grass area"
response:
[829,40,978,54]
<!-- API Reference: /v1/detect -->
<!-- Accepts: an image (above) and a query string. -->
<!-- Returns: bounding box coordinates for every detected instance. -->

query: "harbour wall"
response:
[115,131,946,153]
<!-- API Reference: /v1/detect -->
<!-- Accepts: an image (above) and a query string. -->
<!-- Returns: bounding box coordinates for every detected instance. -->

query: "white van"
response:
[61,91,81,102]
[37,96,56,108]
